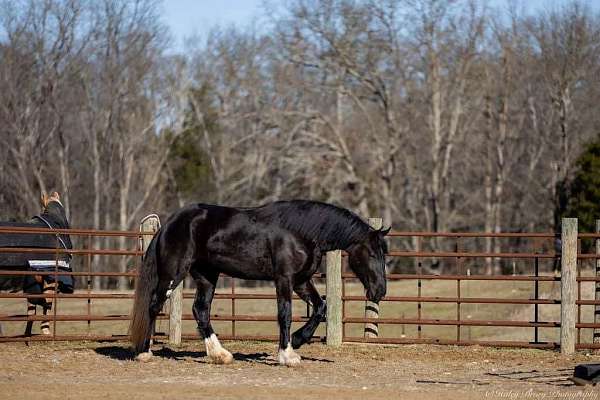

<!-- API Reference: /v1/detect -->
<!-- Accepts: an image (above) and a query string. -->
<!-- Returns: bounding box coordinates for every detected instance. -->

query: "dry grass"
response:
[3,276,598,345]
[0,340,597,400]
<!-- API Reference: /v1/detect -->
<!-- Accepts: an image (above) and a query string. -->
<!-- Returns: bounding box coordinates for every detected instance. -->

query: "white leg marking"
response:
[204,334,233,364]
[166,280,174,298]
[41,309,51,335]
[278,343,301,367]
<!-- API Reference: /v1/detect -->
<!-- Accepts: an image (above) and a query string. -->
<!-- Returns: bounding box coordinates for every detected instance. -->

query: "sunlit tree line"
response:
[1,0,599,282]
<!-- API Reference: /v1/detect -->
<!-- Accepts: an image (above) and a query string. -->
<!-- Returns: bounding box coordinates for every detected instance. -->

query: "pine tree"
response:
[167,83,219,203]
[564,137,600,233]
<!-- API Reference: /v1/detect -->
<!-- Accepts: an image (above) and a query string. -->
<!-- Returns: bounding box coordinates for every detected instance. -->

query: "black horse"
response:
[0,192,73,335]
[130,200,389,366]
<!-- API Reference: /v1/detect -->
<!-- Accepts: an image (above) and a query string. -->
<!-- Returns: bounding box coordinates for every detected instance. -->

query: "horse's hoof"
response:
[41,327,51,335]
[278,344,301,367]
[281,357,301,367]
[205,334,234,365]
[211,349,234,365]
[136,351,153,362]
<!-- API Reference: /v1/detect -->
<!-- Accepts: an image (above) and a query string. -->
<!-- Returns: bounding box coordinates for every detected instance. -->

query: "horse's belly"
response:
[209,254,273,280]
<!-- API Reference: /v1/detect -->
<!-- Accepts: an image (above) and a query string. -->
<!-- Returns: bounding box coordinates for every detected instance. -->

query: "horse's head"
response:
[347,226,390,303]
[40,192,69,229]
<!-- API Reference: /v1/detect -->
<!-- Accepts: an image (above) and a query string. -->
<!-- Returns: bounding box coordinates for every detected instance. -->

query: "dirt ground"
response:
[0,340,599,400]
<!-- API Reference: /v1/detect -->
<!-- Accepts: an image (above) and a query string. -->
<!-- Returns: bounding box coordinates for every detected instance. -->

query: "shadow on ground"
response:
[234,351,333,365]
[94,346,333,365]
[94,346,207,361]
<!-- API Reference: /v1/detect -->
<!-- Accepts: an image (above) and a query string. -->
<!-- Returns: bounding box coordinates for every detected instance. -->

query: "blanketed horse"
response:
[0,192,73,336]
[130,200,388,366]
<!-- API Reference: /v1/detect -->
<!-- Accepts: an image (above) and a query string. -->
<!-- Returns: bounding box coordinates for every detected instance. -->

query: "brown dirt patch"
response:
[0,340,598,400]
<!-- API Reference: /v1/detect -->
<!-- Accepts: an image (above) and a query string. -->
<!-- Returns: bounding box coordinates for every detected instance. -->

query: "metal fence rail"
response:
[0,225,143,342]
[0,220,599,353]
[337,228,600,351]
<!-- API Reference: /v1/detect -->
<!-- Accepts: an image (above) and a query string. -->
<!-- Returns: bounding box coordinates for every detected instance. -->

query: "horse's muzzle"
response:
[367,285,386,303]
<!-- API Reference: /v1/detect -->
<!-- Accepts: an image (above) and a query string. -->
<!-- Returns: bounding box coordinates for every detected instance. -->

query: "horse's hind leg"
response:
[40,281,56,335]
[275,276,301,367]
[40,306,51,335]
[136,281,170,361]
[136,247,197,362]
[191,270,233,364]
[292,280,326,349]
[24,302,36,338]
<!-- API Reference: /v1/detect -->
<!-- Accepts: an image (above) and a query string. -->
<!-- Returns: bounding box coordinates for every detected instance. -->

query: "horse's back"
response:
[0,220,59,270]
[159,203,255,262]
[0,210,73,291]
[0,220,57,249]
[159,203,312,280]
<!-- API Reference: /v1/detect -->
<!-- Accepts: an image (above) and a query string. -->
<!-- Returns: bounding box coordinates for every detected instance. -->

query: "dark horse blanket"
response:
[0,201,74,297]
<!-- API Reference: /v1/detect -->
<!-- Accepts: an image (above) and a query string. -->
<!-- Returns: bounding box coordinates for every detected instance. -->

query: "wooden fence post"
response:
[139,215,183,347]
[326,250,342,347]
[594,220,600,349]
[140,214,160,258]
[169,280,183,346]
[364,217,383,339]
[139,215,160,346]
[560,218,577,355]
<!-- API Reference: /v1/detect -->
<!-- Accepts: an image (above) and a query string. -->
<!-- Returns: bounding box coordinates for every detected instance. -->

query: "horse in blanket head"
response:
[0,192,74,336]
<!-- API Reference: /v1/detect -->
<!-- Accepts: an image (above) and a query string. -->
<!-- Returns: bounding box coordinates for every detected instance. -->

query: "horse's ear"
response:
[378,226,391,236]
[40,192,49,208]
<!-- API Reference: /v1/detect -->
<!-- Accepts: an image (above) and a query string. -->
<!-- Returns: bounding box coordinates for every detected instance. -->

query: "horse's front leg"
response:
[192,271,233,364]
[275,276,301,367]
[292,280,326,349]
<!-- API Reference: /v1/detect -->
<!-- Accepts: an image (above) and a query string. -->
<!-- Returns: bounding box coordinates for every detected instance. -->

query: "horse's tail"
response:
[129,229,160,354]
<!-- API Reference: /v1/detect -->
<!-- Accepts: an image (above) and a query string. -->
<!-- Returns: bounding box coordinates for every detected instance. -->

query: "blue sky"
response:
[161,0,599,48]
[161,0,265,47]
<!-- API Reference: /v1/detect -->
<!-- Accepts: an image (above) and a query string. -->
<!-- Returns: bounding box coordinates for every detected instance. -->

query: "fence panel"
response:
[1,223,599,351]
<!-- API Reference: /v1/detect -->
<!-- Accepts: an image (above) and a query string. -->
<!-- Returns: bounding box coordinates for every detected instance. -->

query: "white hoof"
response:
[136,351,153,363]
[211,348,234,365]
[278,343,301,367]
[41,327,51,335]
[205,334,233,365]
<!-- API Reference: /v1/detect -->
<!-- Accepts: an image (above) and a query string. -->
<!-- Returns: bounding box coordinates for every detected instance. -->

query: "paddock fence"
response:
[0,217,598,354]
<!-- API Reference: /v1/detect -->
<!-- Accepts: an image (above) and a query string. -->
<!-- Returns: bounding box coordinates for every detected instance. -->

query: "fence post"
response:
[139,215,184,347]
[326,250,342,347]
[560,218,577,355]
[169,282,183,346]
[594,219,600,349]
[139,215,160,258]
[364,217,383,339]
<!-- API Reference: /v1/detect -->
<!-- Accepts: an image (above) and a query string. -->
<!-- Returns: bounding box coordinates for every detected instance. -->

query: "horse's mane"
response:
[254,200,371,251]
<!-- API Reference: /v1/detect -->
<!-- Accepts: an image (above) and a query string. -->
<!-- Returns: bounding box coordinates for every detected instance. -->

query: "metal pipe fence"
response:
[0,223,599,352]
[339,229,600,351]
[0,225,143,342]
